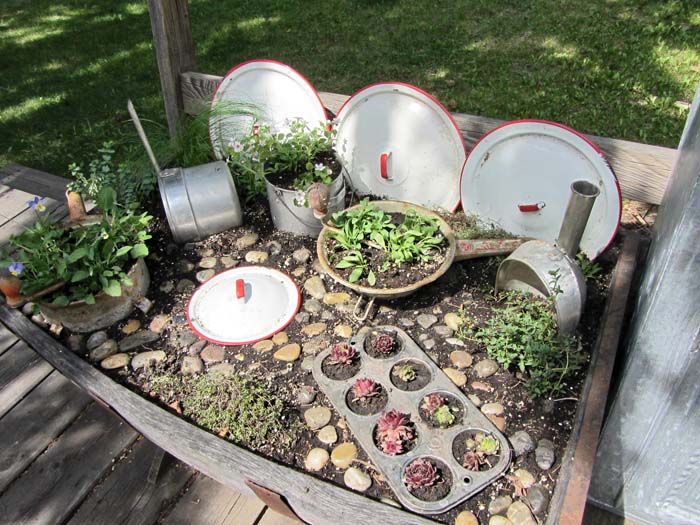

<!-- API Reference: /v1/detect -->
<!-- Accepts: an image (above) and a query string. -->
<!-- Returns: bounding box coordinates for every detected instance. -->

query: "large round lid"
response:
[187,266,301,346]
[335,83,466,212]
[460,120,621,259]
[209,59,328,159]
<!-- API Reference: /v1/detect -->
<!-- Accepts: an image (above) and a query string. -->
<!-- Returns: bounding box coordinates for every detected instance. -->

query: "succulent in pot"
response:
[375,409,415,455]
[403,458,440,489]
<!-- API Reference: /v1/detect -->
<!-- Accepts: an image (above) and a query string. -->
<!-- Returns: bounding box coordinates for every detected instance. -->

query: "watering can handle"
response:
[236,279,246,300]
[518,202,545,212]
[127,99,161,174]
[380,152,391,180]
[454,238,527,262]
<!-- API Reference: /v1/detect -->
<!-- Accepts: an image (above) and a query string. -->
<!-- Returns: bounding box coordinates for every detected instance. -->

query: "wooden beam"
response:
[147,0,196,138]
[0,164,69,203]
[180,71,675,206]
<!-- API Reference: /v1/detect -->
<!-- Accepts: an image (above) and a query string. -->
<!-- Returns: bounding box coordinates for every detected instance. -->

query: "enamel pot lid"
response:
[209,59,328,159]
[335,82,466,212]
[460,120,621,259]
[187,266,301,346]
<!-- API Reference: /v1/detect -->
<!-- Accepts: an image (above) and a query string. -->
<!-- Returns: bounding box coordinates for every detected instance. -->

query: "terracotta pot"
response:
[39,258,150,333]
[0,275,23,308]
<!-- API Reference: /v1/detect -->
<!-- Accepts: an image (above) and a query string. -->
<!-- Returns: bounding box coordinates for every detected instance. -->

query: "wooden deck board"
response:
[0,323,18,356]
[68,438,194,525]
[0,340,54,418]
[0,402,138,524]
[0,370,91,494]
[162,473,266,525]
[0,164,70,203]
[258,508,304,525]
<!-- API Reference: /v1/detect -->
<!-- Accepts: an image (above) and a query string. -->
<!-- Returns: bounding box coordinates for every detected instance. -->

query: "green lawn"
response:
[1,0,698,176]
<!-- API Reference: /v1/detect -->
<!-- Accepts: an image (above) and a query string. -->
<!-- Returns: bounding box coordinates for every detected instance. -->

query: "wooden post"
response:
[147,0,196,138]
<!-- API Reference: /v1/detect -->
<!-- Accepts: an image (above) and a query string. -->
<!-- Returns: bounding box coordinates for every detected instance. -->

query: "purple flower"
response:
[314,162,327,172]
[9,262,23,276]
[27,196,45,212]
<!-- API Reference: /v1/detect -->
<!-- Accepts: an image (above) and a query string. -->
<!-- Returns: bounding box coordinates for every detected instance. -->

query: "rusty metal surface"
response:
[245,480,305,523]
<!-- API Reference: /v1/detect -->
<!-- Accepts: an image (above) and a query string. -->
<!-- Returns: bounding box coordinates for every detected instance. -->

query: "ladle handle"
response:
[127,99,161,175]
[454,238,527,262]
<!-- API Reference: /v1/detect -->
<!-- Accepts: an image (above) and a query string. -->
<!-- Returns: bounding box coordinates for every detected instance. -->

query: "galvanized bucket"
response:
[158,161,242,243]
[265,170,346,236]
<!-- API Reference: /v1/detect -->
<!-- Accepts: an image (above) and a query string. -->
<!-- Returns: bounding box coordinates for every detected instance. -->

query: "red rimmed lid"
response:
[460,119,621,259]
[335,82,466,212]
[209,59,328,159]
[186,266,301,346]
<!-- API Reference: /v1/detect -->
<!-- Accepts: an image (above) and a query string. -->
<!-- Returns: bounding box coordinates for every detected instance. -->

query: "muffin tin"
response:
[312,325,511,515]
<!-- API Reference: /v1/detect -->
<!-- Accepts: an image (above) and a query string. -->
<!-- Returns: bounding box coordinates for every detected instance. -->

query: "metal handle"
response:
[380,152,391,180]
[127,99,161,174]
[518,202,545,212]
[236,279,246,300]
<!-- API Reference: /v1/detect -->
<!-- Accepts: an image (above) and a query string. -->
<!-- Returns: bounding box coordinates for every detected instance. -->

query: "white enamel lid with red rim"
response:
[186,266,300,346]
[209,59,328,159]
[335,83,466,212]
[460,120,621,259]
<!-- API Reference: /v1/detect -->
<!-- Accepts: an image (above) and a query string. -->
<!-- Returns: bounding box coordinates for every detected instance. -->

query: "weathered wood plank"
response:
[0,340,53,418]
[162,473,266,525]
[0,402,138,524]
[258,508,302,525]
[68,437,194,525]
[0,370,91,494]
[147,0,196,137]
[0,184,36,222]
[180,71,675,205]
[0,164,69,203]
[0,322,18,356]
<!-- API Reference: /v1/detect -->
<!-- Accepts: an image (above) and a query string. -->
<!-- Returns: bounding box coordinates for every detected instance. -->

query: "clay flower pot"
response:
[0,275,23,308]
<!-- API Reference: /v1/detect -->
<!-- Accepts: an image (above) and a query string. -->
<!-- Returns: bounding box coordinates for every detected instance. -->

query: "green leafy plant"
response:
[434,405,456,426]
[394,363,417,382]
[576,252,602,281]
[465,290,581,398]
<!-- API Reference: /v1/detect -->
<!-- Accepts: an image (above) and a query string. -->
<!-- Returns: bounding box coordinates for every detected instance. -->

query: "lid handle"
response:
[236,279,246,300]
[518,202,545,213]
[380,152,391,180]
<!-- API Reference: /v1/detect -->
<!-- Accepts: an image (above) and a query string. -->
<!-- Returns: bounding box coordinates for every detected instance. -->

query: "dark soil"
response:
[452,430,502,473]
[390,359,432,391]
[405,458,453,502]
[321,355,361,380]
[364,329,402,359]
[346,384,389,416]
[418,393,465,429]
[265,151,342,191]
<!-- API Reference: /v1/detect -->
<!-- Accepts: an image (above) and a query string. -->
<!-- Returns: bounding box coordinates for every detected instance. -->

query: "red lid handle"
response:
[380,152,390,180]
[518,202,545,213]
[236,279,246,300]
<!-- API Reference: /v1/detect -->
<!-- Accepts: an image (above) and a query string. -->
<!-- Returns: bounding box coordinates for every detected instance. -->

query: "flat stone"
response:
[450,350,473,369]
[169,330,198,349]
[302,323,327,336]
[121,319,141,335]
[297,385,317,405]
[526,484,549,515]
[481,402,504,416]
[535,439,555,470]
[221,256,238,268]
[159,280,175,293]
[245,251,268,263]
[312,258,325,274]
[334,302,355,314]
[488,517,513,525]
[378,305,393,314]
[300,356,315,372]
[176,279,195,293]
[198,257,217,269]
[419,333,428,341]
[433,325,454,338]
[344,467,371,492]
[304,448,329,472]
[101,353,130,369]
[509,431,536,458]
[444,312,463,331]
[274,343,301,362]
[330,442,357,469]
[417,313,438,329]
[196,269,215,283]
[87,331,108,350]
[514,469,536,489]
[295,312,310,324]
[472,381,494,392]
[303,299,323,313]
[89,339,118,362]
[120,330,160,351]
[200,344,225,363]
[188,339,208,354]
[135,296,153,314]
[443,368,467,387]
[236,232,259,250]
[488,495,513,516]
[67,334,83,353]
[317,425,338,445]
[487,415,507,431]
[468,394,482,407]
[253,340,274,352]
[303,335,330,355]
[266,240,282,255]
[321,309,334,320]
[423,338,436,350]
[506,501,536,525]
[181,356,204,375]
[292,267,305,277]
[208,363,236,377]
[199,248,215,257]
[334,324,353,338]
[304,276,326,300]
[234,353,245,361]
[454,510,479,525]
[474,359,499,378]
[323,292,351,305]
[148,314,171,333]
[304,406,332,430]
[49,323,63,336]
[22,302,35,316]
[177,259,194,272]
[172,314,188,326]
[399,318,415,327]
[446,337,465,347]
[272,331,288,345]
[131,350,166,370]
[292,247,311,263]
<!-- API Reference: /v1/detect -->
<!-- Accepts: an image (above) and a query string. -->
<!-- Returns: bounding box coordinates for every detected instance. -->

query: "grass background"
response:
[1,0,698,177]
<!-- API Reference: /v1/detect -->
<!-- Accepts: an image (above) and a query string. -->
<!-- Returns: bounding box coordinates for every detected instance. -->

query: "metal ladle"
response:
[495,180,601,334]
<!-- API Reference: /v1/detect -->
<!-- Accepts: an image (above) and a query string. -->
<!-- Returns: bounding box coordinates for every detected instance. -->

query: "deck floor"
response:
[0,166,635,525]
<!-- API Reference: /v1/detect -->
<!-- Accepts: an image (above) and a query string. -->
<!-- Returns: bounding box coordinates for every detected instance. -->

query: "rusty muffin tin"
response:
[312,325,511,515]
